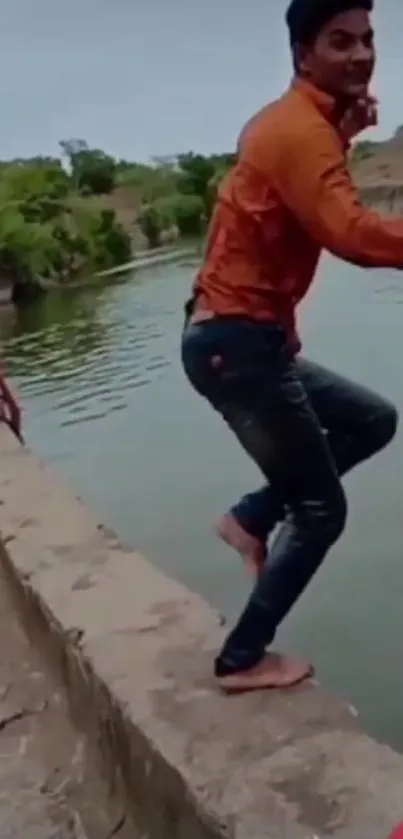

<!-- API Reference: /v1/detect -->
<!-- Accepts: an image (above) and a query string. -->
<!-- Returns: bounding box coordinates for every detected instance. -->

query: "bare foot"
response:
[216,652,313,694]
[216,513,266,575]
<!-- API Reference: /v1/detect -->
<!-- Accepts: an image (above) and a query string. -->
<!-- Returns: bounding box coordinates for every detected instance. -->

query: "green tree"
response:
[60,139,116,195]
[138,192,205,247]
[0,159,70,216]
[177,153,216,207]
[137,203,164,249]
[60,196,132,271]
[0,206,62,303]
[0,152,131,303]
[158,194,204,236]
[176,152,235,215]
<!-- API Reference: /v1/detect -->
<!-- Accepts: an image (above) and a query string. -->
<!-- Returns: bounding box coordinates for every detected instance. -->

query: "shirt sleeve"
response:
[266,120,403,269]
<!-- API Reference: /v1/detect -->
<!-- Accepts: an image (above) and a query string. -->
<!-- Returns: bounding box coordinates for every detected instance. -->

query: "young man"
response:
[181,0,403,693]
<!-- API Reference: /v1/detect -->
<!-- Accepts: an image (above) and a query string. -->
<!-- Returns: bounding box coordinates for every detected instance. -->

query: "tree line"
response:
[62,142,236,246]
[0,139,236,303]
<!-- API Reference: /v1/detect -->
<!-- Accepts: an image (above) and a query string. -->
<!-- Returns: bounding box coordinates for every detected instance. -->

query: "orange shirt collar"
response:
[291,77,350,149]
[291,77,340,127]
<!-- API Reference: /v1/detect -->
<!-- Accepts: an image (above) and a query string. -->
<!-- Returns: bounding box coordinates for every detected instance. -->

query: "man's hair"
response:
[286,0,373,47]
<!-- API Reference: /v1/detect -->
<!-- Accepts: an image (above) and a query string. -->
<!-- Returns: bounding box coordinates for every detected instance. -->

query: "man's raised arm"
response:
[267,120,403,269]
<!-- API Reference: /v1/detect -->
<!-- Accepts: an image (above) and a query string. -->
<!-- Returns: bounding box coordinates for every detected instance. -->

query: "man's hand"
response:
[340,95,378,142]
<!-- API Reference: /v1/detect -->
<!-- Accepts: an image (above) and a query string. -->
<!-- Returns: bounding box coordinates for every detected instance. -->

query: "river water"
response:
[2,257,403,750]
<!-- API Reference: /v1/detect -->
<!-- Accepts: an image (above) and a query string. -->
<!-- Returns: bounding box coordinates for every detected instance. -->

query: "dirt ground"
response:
[0,561,134,839]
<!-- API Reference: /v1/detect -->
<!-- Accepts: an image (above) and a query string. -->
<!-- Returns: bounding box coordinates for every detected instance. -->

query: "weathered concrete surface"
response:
[0,424,403,839]
[0,563,81,839]
[0,548,126,838]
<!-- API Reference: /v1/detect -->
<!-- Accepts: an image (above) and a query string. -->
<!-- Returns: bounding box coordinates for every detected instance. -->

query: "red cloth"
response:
[0,370,23,442]
[390,825,403,838]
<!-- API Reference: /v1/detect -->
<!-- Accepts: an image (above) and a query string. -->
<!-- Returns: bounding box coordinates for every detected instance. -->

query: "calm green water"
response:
[2,258,403,749]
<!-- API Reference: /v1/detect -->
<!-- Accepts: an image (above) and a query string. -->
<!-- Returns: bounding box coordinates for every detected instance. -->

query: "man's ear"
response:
[292,44,301,74]
[294,43,310,75]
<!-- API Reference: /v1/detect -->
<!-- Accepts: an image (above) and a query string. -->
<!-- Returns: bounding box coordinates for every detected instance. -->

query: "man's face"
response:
[299,8,375,100]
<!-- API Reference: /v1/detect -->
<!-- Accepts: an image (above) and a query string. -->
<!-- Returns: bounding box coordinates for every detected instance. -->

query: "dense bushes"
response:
[0,139,236,301]
[135,152,234,247]
[0,153,131,303]
[138,193,206,246]
[60,140,117,195]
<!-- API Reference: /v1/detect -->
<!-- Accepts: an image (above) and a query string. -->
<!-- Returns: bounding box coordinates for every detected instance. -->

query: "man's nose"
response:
[351,40,373,63]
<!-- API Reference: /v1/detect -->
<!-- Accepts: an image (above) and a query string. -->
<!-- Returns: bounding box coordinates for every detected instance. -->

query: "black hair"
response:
[286,0,373,47]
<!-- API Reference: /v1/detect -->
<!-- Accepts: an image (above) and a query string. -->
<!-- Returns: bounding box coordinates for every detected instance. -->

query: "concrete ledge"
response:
[0,424,402,839]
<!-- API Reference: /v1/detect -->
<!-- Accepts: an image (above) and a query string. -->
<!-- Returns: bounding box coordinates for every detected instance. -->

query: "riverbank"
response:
[0,424,402,838]
[95,243,200,278]
[0,243,200,303]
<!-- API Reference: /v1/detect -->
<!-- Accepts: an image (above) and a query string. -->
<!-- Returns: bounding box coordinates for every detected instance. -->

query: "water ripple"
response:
[1,264,189,431]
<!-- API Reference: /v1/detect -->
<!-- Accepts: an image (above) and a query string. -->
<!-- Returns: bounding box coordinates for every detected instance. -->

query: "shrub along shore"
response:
[0,140,236,304]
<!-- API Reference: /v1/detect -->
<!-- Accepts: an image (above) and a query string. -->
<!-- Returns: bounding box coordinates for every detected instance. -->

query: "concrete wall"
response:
[0,423,403,839]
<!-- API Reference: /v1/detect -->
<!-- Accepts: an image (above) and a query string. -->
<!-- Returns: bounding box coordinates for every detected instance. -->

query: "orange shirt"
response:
[193,78,403,348]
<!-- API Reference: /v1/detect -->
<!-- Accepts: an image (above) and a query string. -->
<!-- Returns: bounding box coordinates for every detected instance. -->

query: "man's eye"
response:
[329,35,352,51]
[329,32,374,52]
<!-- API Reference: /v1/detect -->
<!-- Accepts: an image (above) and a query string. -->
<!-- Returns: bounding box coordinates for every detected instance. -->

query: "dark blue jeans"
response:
[181,317,398,676]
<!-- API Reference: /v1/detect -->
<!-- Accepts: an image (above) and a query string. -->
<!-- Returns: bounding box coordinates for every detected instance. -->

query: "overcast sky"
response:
[0,0,400,162]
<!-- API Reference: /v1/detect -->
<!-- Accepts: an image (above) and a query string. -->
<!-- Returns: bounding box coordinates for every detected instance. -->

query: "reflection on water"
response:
[1,267,186,430]
[3,256,403,753]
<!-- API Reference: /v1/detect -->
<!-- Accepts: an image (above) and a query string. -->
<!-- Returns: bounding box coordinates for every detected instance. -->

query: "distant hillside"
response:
[352,126,403,188]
